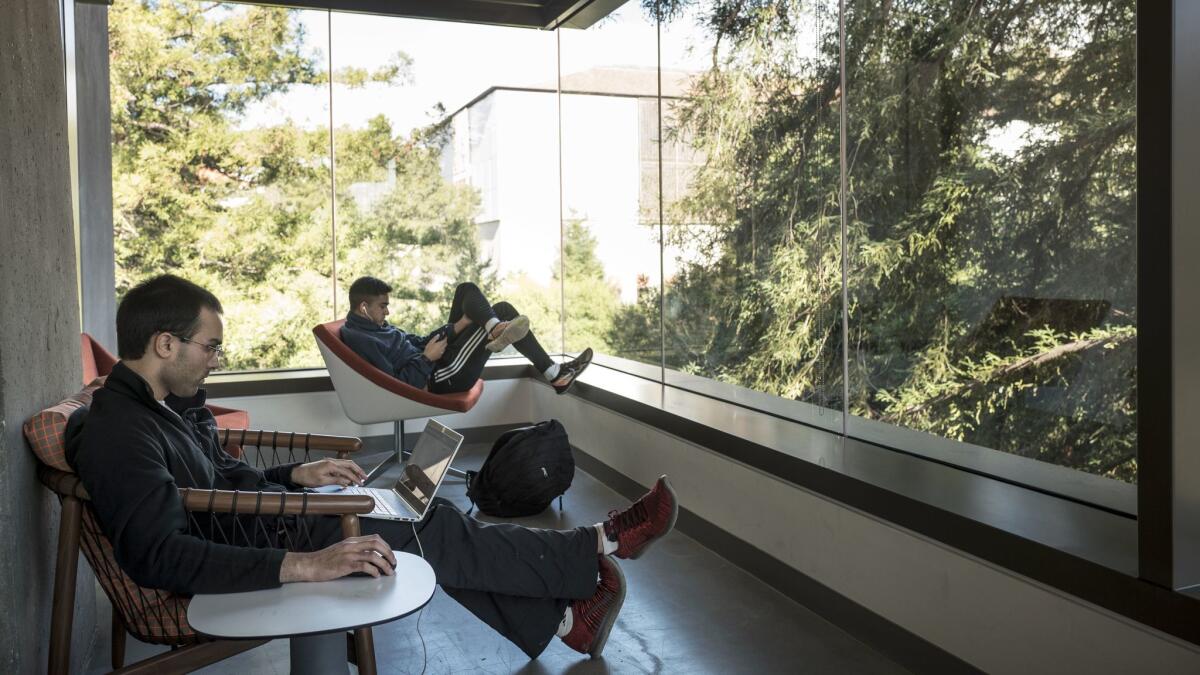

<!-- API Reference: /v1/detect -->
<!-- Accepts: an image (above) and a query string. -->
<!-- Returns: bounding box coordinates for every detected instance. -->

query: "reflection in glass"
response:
[658,1,844,429]
[844,1,1137,482]
[559,4,663,368]
[329,14,553,338]
[421,23,563,355]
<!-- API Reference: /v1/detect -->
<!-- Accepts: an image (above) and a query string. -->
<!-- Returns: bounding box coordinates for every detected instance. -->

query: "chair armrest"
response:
[37,466,376,515]
[216,429,363,457]
[178,488,375,516]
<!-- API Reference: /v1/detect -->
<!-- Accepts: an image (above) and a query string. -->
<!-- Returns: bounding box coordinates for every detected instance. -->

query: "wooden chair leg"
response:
[112,605,127,669]
[339,515,377,674]
[49,495,82,675]
[354,627,376,675]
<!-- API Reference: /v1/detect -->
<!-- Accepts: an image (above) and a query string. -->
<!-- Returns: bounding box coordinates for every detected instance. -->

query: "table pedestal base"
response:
[290,632,350,675]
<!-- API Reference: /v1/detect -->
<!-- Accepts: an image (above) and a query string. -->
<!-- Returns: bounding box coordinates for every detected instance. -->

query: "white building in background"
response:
[440,67,703,303]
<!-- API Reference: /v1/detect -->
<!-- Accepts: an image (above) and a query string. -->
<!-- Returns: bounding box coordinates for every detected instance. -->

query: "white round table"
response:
[188,551,435,674]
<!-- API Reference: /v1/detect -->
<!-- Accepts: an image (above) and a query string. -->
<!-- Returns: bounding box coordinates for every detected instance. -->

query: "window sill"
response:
[559,366,1200,648]
[203,357,531,398]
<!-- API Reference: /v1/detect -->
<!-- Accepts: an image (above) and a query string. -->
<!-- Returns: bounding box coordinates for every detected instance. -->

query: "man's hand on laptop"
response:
[280,535,396,582]
[292,458,367,488]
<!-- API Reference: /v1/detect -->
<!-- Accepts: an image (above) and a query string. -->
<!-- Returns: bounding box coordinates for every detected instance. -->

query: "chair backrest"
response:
[81,333,118,386]
[24,381,197,644]
[313,320,482,425]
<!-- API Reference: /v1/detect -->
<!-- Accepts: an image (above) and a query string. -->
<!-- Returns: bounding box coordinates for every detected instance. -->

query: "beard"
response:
[164,358,209,398]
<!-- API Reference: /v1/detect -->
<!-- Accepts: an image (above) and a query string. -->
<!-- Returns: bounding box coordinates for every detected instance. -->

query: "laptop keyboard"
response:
[343,487,403,517]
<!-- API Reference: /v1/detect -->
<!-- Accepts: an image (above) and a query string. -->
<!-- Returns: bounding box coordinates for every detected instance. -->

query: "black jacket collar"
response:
[106,360,209,417]
[345,311,395,334]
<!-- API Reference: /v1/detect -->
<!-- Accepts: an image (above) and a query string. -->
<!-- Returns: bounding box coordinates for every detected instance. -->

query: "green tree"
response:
[110,1,485,369]
[504,219,621,357]
[648,0,1137,480]
[562,219,621,354]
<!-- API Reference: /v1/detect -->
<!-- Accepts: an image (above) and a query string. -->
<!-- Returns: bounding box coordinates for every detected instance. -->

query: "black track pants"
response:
[429,283,555,393]
[362,498,598,658]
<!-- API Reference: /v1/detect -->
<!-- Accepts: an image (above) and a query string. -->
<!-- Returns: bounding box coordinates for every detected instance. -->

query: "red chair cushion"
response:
[81,333,118,385]
[209,406,250,458]
[314,320,482,413]
[24,378,106,472]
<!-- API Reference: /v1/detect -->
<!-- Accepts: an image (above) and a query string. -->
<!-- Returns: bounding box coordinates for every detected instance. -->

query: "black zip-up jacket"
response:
[69,362,313,595]
[339,311,453,390]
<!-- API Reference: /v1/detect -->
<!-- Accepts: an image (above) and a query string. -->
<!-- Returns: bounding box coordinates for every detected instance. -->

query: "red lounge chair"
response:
[313,320,482,476]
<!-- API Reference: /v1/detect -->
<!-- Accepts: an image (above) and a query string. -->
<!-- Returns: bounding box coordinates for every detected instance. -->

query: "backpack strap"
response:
[464,469,478,515]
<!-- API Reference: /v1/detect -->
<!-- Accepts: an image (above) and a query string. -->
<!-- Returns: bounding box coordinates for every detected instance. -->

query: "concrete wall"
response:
[0,0,96,671]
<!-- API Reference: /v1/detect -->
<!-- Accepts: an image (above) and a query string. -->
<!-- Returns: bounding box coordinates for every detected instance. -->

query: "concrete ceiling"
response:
[227,0,631,29]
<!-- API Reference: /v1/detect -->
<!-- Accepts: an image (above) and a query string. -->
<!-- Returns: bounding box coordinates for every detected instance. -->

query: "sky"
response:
[239,2,715,135]
[235,0,1035,164]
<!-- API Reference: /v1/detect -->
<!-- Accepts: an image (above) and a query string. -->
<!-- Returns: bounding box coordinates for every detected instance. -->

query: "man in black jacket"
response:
[71,274,679,659]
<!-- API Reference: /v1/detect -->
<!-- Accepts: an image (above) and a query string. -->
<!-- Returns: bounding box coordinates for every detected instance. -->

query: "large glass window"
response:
[559,3,663,374]
[844,1,1138,484]
[111,2,332,369]
[110,0,1138,494]
[658,1,845,431]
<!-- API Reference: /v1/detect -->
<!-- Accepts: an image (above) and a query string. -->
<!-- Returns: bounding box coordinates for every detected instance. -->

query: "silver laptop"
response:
[341,419,464,521]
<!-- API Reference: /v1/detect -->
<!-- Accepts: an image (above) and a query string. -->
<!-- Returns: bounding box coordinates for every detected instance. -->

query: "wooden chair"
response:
[313,320,483,477]
[24,381,383,674]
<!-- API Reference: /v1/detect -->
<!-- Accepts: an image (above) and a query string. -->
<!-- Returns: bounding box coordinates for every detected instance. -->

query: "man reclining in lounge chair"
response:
[71,274,678,659]
[340,276,591,395]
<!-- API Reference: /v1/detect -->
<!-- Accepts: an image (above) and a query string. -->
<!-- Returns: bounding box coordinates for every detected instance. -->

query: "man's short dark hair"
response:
[348,276,392,309]
[116,274,224,359]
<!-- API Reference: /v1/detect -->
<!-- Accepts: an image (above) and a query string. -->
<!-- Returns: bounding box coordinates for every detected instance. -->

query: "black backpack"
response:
[465,420,574,517]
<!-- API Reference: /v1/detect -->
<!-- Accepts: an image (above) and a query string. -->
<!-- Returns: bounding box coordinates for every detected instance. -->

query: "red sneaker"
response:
[562,556,626,657]
[603,475,679,560]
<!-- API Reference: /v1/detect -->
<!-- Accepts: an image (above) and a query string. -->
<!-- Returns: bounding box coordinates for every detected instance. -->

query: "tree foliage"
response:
[639,0,1137,481]
[111,1,486,370]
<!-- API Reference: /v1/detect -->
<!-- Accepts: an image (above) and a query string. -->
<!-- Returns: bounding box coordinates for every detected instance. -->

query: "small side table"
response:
[188,551,435,674]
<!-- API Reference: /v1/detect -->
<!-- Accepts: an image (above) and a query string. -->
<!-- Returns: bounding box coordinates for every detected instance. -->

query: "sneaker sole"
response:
[554,349,593,395]
[630,475,679,560]
[589,558,627,658]
[485,315,530,352]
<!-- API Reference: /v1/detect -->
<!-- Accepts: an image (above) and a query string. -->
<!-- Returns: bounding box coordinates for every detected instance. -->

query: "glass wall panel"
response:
[559,3,663,375]
[323,17,563,357]
[330,15,558,349]
[110,1,333,370]
[658,1,844,430]
[843,1,1138,485]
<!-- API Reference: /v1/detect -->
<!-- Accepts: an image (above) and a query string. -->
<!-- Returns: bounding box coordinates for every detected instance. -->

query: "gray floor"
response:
[88,443,908,674]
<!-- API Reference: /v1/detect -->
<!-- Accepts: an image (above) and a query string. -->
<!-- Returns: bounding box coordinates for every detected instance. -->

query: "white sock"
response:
[596,523,618,555]
[556,607,573,637]
[484,317,500,334]
[544,363,561,381]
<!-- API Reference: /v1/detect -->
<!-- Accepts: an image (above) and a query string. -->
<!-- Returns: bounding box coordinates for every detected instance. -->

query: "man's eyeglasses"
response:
[172,334,226,360]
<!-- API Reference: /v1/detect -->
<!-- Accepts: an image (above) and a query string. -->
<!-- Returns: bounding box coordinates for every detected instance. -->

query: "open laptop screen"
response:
[393,419,463,517]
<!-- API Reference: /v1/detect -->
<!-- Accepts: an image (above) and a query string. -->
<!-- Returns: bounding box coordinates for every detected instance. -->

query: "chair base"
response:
[291,633,350,675]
